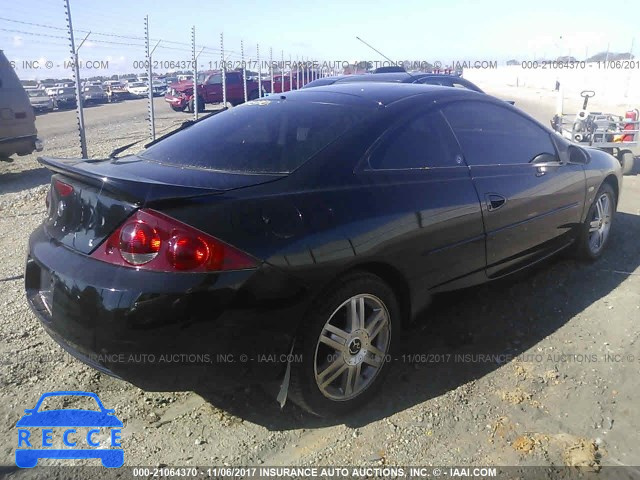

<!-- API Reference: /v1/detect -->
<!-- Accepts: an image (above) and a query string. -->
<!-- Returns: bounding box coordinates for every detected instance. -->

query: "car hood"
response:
[170,80,196,92]
[16,410,123,427]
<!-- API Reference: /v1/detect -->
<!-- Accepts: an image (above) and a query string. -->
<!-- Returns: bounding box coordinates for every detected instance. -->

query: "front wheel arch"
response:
[602,174,619,209]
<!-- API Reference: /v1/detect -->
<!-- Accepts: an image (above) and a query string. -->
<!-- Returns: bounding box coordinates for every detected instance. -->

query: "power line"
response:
[0,27,67,40]
[1,27,146,47]
[0,16,239,53]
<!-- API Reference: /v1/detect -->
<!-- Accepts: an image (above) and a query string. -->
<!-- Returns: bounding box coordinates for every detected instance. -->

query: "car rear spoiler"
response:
[37,156,225,204]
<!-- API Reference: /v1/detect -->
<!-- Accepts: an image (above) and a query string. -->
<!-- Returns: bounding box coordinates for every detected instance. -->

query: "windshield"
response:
[140,99,373,174]
[28,90,46,97]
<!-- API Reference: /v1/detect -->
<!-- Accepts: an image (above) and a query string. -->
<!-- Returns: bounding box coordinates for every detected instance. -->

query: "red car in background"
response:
[165,70,303,112]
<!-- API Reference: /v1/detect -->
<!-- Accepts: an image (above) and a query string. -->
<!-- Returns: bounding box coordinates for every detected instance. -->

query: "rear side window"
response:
[368,111,460,169]
[442,101,556,166]
[141,100,371,173]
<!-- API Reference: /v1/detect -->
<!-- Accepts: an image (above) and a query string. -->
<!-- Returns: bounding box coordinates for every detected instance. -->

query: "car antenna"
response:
[354,36,415,78]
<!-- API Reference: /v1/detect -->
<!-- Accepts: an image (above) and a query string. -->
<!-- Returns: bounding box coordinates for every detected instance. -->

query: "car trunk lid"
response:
[40,155,284,254]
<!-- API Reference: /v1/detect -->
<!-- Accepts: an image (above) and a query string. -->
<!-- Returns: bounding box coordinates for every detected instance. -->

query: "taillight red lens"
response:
[91,209,258,272]
[119,222,161,265]
[167,234,210,270]
[54,179,74,197]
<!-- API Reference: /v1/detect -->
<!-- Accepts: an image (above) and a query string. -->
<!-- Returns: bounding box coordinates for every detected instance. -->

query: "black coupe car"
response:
[26,83,621,417]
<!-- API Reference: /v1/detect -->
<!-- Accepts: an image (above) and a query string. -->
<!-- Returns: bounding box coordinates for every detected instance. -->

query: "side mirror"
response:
[568,145,589,164]
[531,153,560,164]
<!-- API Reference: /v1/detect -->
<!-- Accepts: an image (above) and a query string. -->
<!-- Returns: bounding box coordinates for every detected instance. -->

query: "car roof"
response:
[336,72,413,84]
[276,82,482,107]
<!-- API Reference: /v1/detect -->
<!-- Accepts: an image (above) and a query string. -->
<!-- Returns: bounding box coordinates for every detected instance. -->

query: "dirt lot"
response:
[0,89,639,475]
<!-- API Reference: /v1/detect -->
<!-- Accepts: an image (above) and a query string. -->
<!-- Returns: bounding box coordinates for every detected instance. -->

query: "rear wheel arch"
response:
[304,262,412,332]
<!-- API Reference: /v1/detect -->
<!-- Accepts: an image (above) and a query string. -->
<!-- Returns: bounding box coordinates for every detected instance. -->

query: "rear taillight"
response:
[119,222,161,265]
[91,209,258,272]
[54,179,74,197]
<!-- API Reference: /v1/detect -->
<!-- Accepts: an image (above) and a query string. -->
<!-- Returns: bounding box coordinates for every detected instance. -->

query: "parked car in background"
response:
[127,81,149,97]
[20,79,39,90]
[27,89,54,113]
[164,70,303,112]
[105,83,130,102]
[55,81,75,88]
[151,81,166,97]
[0,51,43,158]
[82,85,107,105]
[51,87,77,109]
[27,83,620,417]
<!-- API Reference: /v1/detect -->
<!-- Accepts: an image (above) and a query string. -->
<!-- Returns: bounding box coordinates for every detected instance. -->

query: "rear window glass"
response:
[140,100,371,173]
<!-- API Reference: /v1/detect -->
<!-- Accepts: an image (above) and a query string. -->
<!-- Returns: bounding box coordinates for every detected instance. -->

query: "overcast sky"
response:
[2,0,638,79]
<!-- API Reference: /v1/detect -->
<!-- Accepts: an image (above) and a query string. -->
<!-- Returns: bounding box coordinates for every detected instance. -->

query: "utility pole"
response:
[191,26,198,120]
[220,33,226,107]
[270,48,274,94]
[145,16,160,140]
[64,0,88,158]
[281,50,285,93]
[257,43,261,97]
[241,40,247,102]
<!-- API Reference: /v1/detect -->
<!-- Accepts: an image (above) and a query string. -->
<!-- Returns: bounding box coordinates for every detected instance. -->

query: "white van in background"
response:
[0,51,43,159]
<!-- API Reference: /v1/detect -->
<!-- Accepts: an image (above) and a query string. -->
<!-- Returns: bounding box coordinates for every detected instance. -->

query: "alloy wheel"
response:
[313,294,391,401]
[588,192,612,255]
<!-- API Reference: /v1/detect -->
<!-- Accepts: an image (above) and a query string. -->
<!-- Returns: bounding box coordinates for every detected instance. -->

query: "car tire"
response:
[619,150,635,175]
[577,182,616,261]
[187,97,205,113]
[288,272,399,417]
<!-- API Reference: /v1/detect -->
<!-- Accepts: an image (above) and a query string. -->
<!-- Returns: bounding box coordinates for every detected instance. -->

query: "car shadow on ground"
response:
[195,211,640,430]
[0,167,51,195]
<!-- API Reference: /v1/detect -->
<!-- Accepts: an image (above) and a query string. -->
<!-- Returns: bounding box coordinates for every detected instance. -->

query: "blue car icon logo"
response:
[15,391,123,468]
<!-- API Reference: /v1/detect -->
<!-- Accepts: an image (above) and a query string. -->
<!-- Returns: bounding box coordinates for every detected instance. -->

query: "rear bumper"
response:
[32,104,53,111]
[0,134,39,156]
[25,225,309,391]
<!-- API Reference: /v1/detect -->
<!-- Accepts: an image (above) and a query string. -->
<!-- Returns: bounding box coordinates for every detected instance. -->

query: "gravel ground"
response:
[0,90,639,475]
